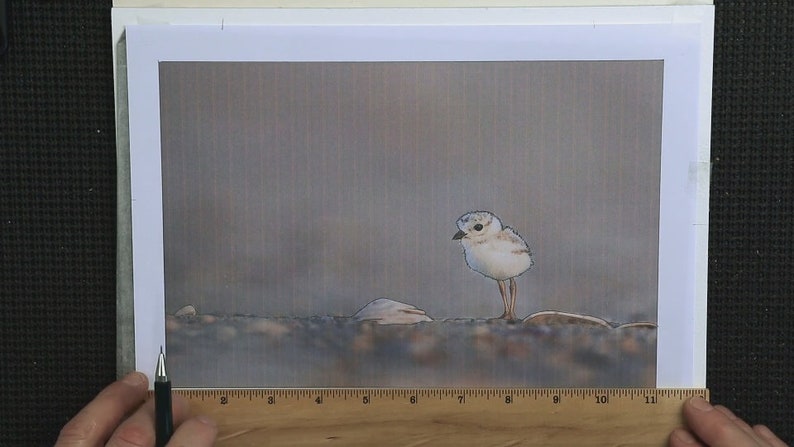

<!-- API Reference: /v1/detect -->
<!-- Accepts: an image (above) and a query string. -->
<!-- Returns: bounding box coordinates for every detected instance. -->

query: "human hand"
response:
[55,371,217,446]
[669,396,788,447]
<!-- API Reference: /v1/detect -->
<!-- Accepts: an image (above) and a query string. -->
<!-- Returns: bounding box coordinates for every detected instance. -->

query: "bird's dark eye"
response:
[474,224,483,231]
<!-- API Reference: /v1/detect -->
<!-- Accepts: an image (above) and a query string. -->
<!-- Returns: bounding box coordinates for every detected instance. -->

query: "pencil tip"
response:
[156,347,168,381]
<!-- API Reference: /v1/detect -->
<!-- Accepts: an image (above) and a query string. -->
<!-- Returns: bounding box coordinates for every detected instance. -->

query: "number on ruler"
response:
[595,395,608,404]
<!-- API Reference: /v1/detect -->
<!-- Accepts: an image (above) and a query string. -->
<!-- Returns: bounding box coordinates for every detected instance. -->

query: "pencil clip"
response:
[0,0,8,57]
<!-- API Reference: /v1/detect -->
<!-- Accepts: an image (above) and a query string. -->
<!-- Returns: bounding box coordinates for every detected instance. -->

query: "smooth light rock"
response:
[615,321,658,329]
[174,304,198,317]
[523,310,613,328]
[352,298,433,325]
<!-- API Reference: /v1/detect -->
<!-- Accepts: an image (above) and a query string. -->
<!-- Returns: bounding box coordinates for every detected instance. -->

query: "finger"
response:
[714,405,768,444]
[166,415,218,447]
[753,425,789,447]
[668,428,706,447]
[55,372,149,447]
[106,393,191,447]
[682,397,765,447]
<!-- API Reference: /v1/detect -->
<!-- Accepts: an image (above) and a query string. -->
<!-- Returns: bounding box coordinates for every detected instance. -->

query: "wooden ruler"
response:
[173,388,708,446]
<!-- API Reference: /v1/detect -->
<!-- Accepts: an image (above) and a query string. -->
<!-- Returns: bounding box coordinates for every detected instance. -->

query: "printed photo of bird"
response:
[453,211,534,320]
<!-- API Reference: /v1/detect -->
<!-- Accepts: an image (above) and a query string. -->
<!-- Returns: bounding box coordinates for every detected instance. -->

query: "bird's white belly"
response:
[464,244,532,280]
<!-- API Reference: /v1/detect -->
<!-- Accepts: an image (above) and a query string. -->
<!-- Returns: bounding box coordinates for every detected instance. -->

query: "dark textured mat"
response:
[1,2,791,445]
[0,2,118,445]
[706,1,794,443]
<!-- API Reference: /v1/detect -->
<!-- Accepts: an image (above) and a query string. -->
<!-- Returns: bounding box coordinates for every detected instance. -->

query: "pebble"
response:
[246,319,290,338]
[165,315,181,333]
[215,325,237,342]
[408,332,440,364]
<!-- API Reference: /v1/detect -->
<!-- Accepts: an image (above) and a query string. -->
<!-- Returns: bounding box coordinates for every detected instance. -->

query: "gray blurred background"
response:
[159,60,662,322]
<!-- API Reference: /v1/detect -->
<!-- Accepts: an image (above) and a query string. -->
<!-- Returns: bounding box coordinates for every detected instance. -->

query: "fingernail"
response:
[196,415,217,428]
[121,371,146,386]
[754,424,775,439]
[672,428,697,444]
[689,396,713,412]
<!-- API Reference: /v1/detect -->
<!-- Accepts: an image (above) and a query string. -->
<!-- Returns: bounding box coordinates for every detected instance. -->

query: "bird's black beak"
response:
[452,230,466,240]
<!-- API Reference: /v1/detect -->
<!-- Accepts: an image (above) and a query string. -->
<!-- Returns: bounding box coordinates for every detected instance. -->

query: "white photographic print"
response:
[115,6,713,388]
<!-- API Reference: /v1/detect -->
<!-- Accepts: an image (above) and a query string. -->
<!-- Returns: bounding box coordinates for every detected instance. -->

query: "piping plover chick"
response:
[452,211,534,320]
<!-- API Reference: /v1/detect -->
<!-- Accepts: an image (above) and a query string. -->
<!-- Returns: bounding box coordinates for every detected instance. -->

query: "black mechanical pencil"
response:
[155,346,174,447]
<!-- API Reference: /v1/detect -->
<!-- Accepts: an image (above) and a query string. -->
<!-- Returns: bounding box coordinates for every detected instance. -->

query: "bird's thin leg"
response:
[508,277,518,320]
[497,280,510,319]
